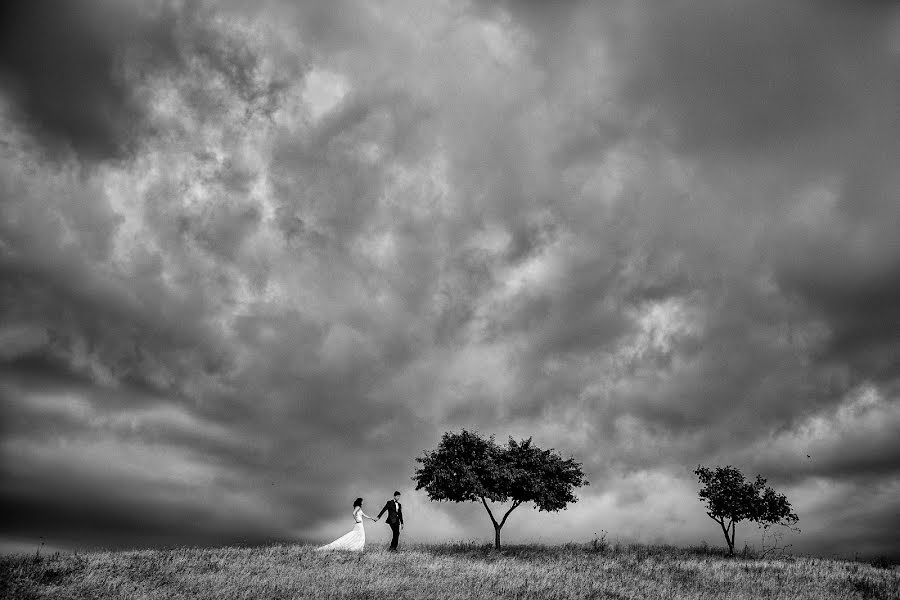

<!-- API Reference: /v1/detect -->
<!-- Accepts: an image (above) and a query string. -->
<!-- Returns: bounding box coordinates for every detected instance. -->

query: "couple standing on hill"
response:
[315,491,404,553]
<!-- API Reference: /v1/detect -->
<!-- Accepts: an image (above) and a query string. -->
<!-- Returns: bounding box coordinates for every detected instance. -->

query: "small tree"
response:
[694,465,799,556]
[413,430,588,549]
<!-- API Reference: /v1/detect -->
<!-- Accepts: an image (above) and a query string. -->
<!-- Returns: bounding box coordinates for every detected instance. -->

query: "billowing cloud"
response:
[0,0,173,159]
[1,0,898,558]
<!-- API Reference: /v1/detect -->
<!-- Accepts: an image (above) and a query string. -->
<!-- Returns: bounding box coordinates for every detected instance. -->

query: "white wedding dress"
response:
[316,507,367,552]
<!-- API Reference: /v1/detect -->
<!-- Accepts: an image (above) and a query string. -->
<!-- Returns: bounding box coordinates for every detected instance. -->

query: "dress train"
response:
[316,508,367,552]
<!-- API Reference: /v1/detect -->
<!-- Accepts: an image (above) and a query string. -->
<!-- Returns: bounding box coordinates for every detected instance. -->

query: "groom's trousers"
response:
[389,522,400,551]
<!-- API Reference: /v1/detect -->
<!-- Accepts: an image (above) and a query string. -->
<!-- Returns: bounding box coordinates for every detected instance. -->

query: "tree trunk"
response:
[716,518,735,556]
[480,496,521,551]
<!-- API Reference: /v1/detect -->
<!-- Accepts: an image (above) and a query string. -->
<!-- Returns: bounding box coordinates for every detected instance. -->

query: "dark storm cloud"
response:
[617,0,900,157]
[0,0,178,160]
[609,0,900,395]
[0,251,231,396]
[0,356,402,544]
[480,0,900,555]
[771,192,900,383]
[1,0,899,558]
[0,493,286,550]
[609,0,900,388]
[0,0,320,548]
[801,478,900,558]
[0,400,287,549]
[269,90,433,255]
[0,0,298,161]
[0,420,252,551]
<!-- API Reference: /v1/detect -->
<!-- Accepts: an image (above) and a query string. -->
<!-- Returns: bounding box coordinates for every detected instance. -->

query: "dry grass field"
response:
[2,541,898,600]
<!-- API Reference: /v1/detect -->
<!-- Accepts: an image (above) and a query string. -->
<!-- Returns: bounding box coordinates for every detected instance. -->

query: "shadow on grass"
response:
[0,552,88,600]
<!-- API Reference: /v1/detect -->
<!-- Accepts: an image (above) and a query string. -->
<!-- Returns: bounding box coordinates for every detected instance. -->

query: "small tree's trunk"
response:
[715,517,735,555]
[480,496,522,552]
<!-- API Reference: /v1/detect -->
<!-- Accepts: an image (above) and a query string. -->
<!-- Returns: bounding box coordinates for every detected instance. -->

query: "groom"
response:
[377,491,404,551]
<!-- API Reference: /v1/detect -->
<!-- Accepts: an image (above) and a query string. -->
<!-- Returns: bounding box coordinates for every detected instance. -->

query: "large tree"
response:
[694,465,799,555]
[413,430,588,549]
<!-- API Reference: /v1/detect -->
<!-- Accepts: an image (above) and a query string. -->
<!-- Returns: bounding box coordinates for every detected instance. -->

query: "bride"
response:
[316,497,378,552]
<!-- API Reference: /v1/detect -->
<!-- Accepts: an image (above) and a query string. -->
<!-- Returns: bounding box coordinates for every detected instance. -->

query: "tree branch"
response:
[718,519,729,537]
[499,500,522,528]
[480,496,499,528]
[715,517,732,553]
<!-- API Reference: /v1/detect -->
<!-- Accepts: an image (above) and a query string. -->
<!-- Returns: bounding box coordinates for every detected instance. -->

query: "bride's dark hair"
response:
[353,497,363,508]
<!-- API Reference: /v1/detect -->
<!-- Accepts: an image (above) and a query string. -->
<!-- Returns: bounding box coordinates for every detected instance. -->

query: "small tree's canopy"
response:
[695,465,798,528]
[413,429,507,503]
[413,429,588,511]
[695,464,798,555]
[501,437,588,512]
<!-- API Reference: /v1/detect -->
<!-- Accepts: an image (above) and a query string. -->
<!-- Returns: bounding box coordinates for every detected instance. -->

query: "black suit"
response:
[377,499,403,550]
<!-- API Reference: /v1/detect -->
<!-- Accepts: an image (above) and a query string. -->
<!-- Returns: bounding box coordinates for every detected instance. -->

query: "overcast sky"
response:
[1,0,899,559]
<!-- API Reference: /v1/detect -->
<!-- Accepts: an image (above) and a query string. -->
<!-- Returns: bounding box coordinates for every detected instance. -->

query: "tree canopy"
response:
[413,430,588,549]
[695,465,799,555]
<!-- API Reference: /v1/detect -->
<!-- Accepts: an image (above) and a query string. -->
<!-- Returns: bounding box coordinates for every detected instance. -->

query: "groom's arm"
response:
[377,502,389,519]
[398,505,403,525]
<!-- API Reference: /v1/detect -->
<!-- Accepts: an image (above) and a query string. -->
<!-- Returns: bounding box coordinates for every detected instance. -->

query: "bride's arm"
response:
[359,510,377,521]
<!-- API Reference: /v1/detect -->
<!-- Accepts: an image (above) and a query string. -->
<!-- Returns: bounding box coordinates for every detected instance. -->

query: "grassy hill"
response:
[2,541,898,599]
